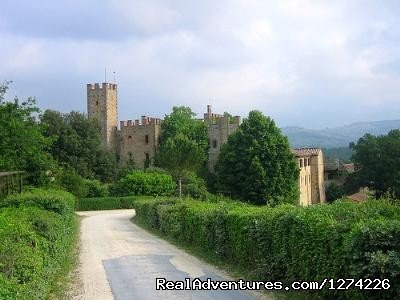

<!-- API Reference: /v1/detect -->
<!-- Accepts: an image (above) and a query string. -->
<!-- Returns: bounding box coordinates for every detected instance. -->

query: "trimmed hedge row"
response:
[76,196,139,211]
[0,189,77,299]
[133,198,400,299]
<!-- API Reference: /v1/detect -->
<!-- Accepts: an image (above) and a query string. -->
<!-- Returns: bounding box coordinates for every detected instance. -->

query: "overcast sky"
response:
[1,0,400,128]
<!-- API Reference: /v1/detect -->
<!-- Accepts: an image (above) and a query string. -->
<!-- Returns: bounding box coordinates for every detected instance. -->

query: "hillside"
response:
[281,119,400,149]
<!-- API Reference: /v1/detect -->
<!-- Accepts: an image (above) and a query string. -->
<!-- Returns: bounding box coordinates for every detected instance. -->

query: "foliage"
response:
[0,82,55,185]
[41,110,117,182]
[348,130,400,198]
[215,110,299,205]
[0,189,77,299]
[156,134,205,196]
[83,179,109,197]
[180,172,210,199]
[110,170,176,197]
[76,196,139,211]
[57,168,89,198]
[159,106,208,154]
[326,182,345,203]
[133,197,400,299]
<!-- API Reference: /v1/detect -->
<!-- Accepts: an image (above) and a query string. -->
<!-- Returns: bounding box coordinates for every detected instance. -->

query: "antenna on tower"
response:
[113,71,116,83]
[104,68,107,83]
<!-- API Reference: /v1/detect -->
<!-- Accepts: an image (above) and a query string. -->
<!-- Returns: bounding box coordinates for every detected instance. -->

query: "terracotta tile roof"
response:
[292,148,321,157]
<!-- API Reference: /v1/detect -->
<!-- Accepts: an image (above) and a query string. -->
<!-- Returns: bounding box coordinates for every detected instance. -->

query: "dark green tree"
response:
[0,82,54,184]
[215,110,299,205]
[348,130,400,198]
[325,182,345,203]
[156,134,205,196]
[41,110,117,182]
[160,106,208,155]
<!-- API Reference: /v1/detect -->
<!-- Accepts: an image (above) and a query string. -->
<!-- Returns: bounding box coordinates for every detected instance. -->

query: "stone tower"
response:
[87,83,118,151]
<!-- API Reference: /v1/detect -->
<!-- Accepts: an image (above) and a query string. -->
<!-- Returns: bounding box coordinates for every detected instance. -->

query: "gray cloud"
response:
[1,0,400,129]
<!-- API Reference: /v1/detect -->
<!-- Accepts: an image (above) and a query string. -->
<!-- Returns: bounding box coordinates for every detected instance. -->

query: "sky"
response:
[1,0,400,129]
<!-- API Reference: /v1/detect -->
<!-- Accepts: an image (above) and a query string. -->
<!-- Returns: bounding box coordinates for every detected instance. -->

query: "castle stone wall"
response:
[87,83,118,151]
[118,117,161,168]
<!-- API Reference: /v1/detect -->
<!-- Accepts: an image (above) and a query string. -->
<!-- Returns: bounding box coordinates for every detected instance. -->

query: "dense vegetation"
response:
[41,110,118,182]
[0,83,54,185]
[133,197,400,299]
[216,110,299,205]
[0,189,77,299]
[77,196,138,211]
[110,170,176,197]
[346,130,400,199]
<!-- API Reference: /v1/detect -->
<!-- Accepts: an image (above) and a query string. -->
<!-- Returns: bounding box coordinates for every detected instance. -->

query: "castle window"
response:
[145,135,149,144]
[304,158,308,167]
[128,135,132,139]
[128,152,132,159]
[145,153,150,160]
[212,140,218,148]
[299,159,303,168]
[96,100,99,106]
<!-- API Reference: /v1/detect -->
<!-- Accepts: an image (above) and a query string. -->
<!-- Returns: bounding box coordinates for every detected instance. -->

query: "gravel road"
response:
[73,209,273,300]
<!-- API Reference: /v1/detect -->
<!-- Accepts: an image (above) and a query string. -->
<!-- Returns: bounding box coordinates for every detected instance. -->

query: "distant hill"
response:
[281,119,400,149]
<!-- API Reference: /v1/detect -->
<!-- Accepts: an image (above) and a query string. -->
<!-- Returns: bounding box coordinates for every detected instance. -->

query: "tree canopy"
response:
[348,130,400,198]
[215,110,299,205]
[0,82,54,184]
[41,110,117,182]
[160,106,208,154]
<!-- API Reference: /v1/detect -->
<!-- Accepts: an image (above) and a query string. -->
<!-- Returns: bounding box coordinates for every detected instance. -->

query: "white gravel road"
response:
[72,209,273,300]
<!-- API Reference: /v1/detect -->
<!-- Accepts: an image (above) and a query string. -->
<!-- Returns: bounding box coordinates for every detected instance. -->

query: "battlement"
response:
[204,105,241,126]
[87,82,117,90]
[120,116,162,129]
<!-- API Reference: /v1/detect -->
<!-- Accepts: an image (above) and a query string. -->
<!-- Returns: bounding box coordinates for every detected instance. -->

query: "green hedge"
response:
[0,189,77,299]
[133,198,400,299]
[77,196,143,211]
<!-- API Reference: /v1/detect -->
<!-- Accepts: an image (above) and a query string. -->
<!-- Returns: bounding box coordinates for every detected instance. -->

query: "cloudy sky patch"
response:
[1,0,399,128]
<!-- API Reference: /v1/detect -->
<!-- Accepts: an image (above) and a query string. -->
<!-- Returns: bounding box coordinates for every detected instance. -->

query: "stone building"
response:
[204,105,241,170]
[87,82,325,205]
[87,83,118,152]
[87,82,161,168]
[292,148,326,205]
[119,117,162,168]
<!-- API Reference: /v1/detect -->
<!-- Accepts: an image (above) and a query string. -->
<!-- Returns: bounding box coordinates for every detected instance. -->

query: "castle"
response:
[87,82,325,205]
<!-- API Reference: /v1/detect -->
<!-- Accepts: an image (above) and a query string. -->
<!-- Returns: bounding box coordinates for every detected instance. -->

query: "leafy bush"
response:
[180,173,210,199]
[0,189,77,299]
[110,170,176,197]
[83,179,108,197]
[133,198,400,299]
[58,168,89,198]
[77,196,139,211]
[326,182,345,203]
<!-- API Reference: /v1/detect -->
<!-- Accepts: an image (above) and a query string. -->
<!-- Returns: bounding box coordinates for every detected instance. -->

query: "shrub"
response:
[58,168,89,198]
[132,198,400,299]
[111,170,176,197]
[0,188,75,216]
[0,189,77,299]
[180,173,210,199]
[326,182,345,203]
[83,179,108,197]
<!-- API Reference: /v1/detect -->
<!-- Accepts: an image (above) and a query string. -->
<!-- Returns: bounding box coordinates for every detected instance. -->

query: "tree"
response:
[41,110,117,182]
[156,134,205,196]
[0,82,54,184]
[325,182,345,203]
[160,106,208,155]
[215,110,299,205]
[348,130,400,198]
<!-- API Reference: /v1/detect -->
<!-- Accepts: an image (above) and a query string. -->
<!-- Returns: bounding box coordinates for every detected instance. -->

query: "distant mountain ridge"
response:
[281,119,400,149]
